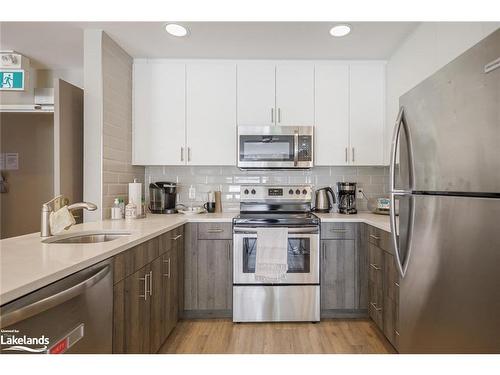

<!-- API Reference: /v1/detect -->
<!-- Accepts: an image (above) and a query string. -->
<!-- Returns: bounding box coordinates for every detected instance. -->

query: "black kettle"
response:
[313,187,336,213]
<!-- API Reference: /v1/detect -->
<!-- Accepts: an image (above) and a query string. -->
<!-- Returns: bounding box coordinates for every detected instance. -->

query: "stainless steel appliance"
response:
[390,29,500,354]
[149,181,177,214]
[337,182,357,214]
[237,126,313,169]
[0,259,113,354]
[232,185,320,322]
[312,187,336,213]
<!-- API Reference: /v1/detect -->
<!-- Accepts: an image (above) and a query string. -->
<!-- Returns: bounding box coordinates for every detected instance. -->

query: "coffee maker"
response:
[149,182,177,214]
[337,182,357,214]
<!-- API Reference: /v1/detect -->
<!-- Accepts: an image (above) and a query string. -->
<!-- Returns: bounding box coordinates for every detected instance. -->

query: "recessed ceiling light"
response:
[165,23,189,37]
[330,24,351,37]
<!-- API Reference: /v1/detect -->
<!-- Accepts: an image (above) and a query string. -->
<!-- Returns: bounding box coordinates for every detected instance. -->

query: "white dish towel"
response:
[49,206,76,235]
[255,227,288,282]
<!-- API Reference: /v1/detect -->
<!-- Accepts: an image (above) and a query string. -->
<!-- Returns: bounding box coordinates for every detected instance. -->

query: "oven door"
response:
[233,226,320,284]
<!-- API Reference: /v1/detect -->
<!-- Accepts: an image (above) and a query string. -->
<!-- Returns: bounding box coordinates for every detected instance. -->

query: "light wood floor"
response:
[159,319,396,354]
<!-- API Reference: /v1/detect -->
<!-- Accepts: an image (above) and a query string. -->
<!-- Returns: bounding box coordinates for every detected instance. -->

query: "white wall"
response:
[384,22,500,164]
[0,68,82,106]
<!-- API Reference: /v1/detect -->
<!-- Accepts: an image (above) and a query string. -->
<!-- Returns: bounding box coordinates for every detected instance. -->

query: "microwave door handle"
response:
[293,130,299,166]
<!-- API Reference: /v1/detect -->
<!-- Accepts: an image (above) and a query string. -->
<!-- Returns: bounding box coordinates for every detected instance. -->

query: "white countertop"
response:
[315,212,391,232]
[0,211,388,305]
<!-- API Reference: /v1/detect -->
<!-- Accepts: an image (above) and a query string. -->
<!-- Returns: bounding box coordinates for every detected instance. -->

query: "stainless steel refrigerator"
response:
[390,28,500,353]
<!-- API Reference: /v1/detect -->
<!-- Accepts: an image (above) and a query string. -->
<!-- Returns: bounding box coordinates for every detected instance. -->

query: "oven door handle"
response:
[233,227,319,234]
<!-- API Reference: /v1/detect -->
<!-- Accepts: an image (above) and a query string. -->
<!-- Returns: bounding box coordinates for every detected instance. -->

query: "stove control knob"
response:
[289,189,294,195]
[244,189,249,195]
[295,189,300,195]
[302,189,307,195]
[251,189,256,195]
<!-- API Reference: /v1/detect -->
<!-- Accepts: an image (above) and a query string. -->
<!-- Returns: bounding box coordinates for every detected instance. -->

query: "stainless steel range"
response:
[232,185,320,322]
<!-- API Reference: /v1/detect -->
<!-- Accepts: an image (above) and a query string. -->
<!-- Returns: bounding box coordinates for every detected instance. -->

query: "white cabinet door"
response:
[237,62,276,126]
[133,61,186,165]
[314,63,350,165]
[349,63,385,165]
[186,62,237,165]
[275,63,315,126]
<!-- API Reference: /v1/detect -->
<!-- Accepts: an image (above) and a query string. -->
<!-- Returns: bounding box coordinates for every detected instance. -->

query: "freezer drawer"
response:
[399,195,500,353]
[233,285,320,322]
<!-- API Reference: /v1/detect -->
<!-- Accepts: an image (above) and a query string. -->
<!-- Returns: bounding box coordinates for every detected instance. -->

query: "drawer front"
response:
[368,243,384,283]
[197,223,232,240]
[368,282,384,329]
[368,225,391,253]
[113,237,159,284]
[321,223,356,240]
[159,225,184,255]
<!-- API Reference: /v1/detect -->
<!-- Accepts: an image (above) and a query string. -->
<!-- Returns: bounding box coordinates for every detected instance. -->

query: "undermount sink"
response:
[42,231,132,244]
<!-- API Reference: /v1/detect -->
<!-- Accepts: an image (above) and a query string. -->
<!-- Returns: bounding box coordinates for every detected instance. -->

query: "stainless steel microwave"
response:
[237,126,314,169]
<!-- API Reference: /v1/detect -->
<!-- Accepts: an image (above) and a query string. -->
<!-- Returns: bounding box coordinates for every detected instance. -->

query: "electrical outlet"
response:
[357,187,364,199]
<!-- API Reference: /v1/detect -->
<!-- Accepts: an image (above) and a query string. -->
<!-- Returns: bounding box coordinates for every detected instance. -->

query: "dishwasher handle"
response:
[0,265,110,328]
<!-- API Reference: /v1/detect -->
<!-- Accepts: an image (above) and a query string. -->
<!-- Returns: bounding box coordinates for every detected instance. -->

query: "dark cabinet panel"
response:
[114,237,159,284]
[113,265,151,354]
[113,226,183,354]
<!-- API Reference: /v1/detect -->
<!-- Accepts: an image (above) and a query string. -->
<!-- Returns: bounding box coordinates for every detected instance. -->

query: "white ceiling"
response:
[0,22,418,69]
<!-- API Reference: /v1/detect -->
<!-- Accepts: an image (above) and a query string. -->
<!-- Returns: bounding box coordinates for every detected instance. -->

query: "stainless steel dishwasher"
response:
[0,259,113,354]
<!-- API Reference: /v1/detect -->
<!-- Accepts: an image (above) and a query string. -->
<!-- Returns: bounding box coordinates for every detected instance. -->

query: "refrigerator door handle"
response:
[390,192,414,279]
[390,106,415,279]
[390,107,414,194]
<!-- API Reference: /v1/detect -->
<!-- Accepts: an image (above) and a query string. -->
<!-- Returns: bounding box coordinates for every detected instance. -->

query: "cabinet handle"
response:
[345,147,348,163]
[180,147,184,162]
[271,108,274,123]
[330,229,347,233]
[278,108,281,123]
[187,147,191,162]
[171,234,182,240]
[370,302,382,312]
[395,282,400,287]
[369,263,381,271]
[139,273,149,300]
[369,234,380,240]
[226,242,231,260]
[322,243,326,261]
[149,270,153,296]
[207,228,223,233]
[394,330,400,336]
[163,258,171,278]
[352,147,355,162]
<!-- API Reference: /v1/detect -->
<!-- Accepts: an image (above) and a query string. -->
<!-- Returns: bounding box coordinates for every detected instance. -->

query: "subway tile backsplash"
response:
[144,166,389,212]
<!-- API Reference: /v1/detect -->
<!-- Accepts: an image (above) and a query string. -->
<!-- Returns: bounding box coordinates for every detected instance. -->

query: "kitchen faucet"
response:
[41,195,97,237]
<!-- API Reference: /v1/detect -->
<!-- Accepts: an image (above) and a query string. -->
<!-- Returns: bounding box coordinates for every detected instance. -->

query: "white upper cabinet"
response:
[133,61,186,165]
[314,63,350,166]
[275,63,315,126]
[186,62,237,165]
[237,62,276,126]
[349,63,385,165]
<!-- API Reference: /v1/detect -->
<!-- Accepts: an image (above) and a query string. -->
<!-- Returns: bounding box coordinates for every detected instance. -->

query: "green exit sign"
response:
[0,70,25,91]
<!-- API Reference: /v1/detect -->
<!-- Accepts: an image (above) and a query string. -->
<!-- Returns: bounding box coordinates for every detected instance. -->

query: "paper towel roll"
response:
[128,179,142,216]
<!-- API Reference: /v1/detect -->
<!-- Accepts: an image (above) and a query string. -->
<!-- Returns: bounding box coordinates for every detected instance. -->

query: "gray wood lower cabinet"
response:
[321,239,356,310]
[183,223,232,318]
[320,223,368,318]
[367,225,400,351]
[113,226,183,354]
